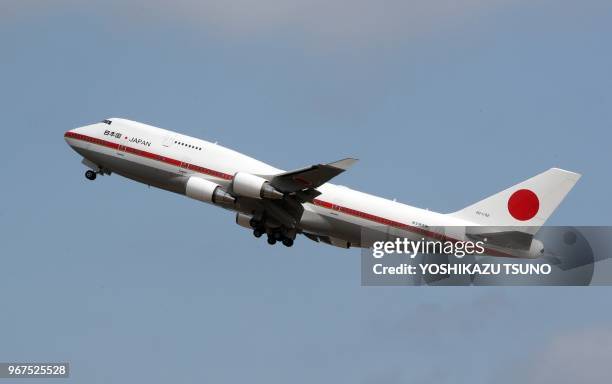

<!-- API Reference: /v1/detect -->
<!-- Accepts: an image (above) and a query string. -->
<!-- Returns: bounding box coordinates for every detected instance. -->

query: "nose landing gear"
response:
[84,166,110,181]
[85,170,97,180]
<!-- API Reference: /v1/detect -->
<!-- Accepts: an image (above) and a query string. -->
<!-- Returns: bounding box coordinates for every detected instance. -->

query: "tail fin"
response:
[450,168,580,234]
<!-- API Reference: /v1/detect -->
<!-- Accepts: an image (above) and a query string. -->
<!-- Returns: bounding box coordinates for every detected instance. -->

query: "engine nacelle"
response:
[232,172,283,200]
[185,177,235,208]
[236,212,255,229]
[528,238,545,259]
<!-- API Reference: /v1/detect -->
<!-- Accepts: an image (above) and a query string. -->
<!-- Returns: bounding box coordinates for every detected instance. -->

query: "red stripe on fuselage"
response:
[65,131,232,180]
[65,131,516,258]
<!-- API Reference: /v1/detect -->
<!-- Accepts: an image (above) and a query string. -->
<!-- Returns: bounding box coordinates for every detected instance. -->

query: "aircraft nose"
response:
[64,127,80,144]
[64,125,89,147]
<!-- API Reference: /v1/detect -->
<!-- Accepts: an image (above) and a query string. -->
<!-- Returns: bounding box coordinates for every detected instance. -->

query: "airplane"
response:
[64,118,580,257]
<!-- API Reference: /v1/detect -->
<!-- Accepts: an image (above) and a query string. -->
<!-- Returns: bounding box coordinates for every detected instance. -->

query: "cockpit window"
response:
[102,119,112,125]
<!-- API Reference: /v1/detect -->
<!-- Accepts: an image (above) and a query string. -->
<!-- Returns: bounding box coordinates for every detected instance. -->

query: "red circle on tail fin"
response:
[507,189,539,221]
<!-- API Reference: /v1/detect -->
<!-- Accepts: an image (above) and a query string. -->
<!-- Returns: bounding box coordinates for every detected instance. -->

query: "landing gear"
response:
[264,230,294,247]
[252,216,296,247]
[282,238,294,247]
[85,170,97,180]
[84,165,110,181]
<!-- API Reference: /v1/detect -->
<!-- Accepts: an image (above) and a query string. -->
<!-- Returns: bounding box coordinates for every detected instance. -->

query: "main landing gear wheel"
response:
[282,238,294,247]
[253,229,263,238]
[267,236,277,245]
[85,170,97,180]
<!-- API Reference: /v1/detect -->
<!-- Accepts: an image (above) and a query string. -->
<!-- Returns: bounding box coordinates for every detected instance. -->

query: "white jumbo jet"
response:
[65,118,580,257]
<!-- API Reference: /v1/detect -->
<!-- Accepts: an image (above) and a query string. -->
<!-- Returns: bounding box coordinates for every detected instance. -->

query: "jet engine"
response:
[528,238,545,259]
[185,177,235,208]
[232,172,284,200]
[236,212,256,229]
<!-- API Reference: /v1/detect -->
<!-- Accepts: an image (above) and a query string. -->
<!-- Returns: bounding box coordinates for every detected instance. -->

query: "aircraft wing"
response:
[241,158,357,230]
[269,158,358,194]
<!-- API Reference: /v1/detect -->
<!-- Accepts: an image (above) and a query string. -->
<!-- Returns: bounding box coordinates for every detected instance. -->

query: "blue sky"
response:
[1,1,611,382]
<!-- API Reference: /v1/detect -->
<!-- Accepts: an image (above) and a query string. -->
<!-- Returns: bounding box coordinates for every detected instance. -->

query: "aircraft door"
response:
[116,143,127,158]
[179,157,191,175]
